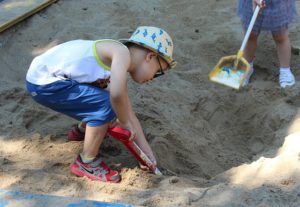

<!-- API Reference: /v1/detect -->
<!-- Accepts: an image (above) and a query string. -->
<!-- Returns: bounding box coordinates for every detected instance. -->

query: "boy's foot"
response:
[70,155,121,183]
[243,65,254,86]
[279,69,295,88]
[68,125,85,141]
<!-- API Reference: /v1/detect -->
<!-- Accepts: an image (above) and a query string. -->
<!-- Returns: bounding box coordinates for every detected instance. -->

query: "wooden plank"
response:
[0,0,57,33]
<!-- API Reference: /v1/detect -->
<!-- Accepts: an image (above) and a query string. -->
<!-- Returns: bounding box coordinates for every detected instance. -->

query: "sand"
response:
[0,0,300,206]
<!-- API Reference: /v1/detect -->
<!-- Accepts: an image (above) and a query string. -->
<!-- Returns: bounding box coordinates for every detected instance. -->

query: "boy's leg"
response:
[70,123,121,182]
[273,30,295,88]
[26,80,119,182]
[82,124,107,157]
[78,122,86,132]
[68,122,86,141]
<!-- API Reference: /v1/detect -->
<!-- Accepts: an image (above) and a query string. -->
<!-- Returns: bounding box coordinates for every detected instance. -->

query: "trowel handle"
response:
[107,127,162,175]
[240,3,261,52]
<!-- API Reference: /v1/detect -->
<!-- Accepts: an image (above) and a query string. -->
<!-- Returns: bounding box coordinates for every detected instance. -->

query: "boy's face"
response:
[130,52,169,83]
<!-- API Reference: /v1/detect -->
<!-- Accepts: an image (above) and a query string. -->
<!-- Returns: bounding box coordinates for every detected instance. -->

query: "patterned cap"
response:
[120,26,177,68]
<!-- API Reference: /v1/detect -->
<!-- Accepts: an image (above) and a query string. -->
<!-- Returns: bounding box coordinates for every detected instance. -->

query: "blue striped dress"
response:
[237,0,298,34]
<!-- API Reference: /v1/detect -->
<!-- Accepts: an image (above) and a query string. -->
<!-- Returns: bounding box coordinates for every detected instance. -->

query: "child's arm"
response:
[127,104,157,165]
[108,45,156,164]
[109,47,132,129]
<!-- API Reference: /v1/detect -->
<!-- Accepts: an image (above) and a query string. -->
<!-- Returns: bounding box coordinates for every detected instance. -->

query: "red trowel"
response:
[107,127,162,175]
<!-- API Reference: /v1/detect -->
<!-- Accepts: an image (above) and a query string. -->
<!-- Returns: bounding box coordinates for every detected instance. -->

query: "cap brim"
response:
[118,39,177,69]
[118,39,132,45]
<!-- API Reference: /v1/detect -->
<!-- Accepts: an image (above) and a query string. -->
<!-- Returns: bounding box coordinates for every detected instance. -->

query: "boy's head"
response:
[120,26,176,83]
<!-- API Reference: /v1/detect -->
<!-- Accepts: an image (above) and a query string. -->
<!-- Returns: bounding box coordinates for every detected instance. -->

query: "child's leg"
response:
[272,30,295,88]
[243,32,258,86]
[70,122,112,155]
[78,122,86,131]
[68,122,86,141]
[244,32,259,63]
[26,80,120,182]
[243,61,254,86]
[71,122,120,182]
[272,30,291,68]
[68,121,119,141]
[82,124,108,158]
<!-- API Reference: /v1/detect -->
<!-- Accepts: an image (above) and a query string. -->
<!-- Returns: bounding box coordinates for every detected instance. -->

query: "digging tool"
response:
[209,1,262,89]
[107,127,162,175]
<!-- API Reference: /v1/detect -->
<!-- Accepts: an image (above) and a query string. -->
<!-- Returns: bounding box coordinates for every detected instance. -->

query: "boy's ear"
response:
[145,51,157,62]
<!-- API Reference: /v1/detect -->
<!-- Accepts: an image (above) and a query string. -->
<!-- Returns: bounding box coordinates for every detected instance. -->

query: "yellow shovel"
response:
[209,2,262,90]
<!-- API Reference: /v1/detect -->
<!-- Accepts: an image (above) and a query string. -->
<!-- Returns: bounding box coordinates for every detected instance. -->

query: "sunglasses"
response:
[153,56,165,79]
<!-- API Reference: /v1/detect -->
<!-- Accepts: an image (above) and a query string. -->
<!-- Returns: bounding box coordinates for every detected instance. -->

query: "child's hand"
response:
[112,119,136,140]
[140,148,157,167]
[139,162,157,172]
[252,0,266,9]
[126,124,136,140]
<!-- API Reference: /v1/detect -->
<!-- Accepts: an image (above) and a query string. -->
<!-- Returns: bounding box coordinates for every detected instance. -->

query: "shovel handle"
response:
[240,3,261,52]
[233,50,244,70]
[107,127,162,175]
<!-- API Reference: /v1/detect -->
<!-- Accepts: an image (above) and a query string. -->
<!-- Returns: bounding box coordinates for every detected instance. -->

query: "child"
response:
[26,26,177,182]
[238,0,298,88]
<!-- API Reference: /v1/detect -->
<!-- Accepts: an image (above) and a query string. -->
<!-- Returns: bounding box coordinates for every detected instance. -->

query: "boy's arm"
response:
[109,48,132,128]
[130,111,157,165]
[109,48,156,165]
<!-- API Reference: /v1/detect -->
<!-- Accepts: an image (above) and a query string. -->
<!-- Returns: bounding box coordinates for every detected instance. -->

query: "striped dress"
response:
[237,0,298,34]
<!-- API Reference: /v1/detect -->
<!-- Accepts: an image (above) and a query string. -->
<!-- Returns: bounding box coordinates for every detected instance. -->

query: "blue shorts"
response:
[26,80,116,127]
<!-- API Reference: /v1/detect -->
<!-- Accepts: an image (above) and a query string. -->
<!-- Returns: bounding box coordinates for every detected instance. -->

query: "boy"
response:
[26,26,176,182]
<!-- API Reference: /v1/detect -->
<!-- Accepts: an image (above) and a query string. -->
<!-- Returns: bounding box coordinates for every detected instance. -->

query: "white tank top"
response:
[26,39,125,85]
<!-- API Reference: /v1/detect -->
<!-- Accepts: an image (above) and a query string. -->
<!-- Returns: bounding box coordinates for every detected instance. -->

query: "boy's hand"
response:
[252,0,266,9]
[122,122,136,140]
[111,119,136,140]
